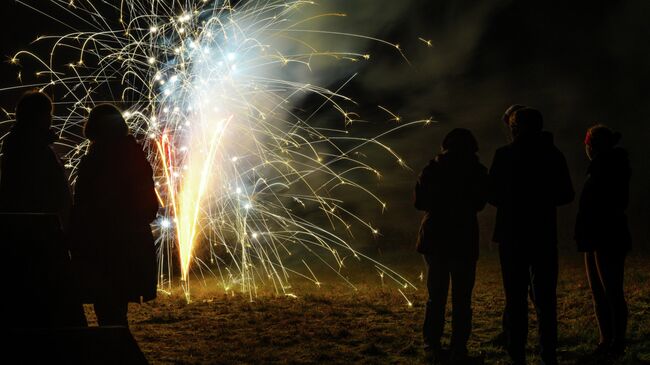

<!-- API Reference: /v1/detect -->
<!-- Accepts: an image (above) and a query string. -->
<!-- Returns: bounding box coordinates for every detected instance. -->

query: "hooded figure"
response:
[490,108,575,245]
[488,107,574,365]
[414,128,488,363]
[415,128,488,259]
[0,91,86,328]
[71,104,159,326]
[575,125,630,359]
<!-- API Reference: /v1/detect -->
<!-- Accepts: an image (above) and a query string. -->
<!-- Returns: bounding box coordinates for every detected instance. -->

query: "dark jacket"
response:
[0,125,86,327]
[0,126,71,221]
[71,135,159,303]
[575,147,631,252]
[415,152,488,260]
[488,132,574,245]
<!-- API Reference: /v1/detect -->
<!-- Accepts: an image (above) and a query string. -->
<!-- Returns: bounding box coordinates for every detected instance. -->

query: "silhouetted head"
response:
[84,104,129,142]
[15,90,53,133]
[502,104,526,125]
[441,128,478,155]
[509,107,543,140]
[584,124,621,160]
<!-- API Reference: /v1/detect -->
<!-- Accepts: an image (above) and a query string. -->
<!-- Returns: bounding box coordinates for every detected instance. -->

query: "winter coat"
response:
[414,152,489,260]
[0,126,71,221]
[488,132,574,245]
[71,135,159,303]
[0,125,86,327]
[575,147,631,252]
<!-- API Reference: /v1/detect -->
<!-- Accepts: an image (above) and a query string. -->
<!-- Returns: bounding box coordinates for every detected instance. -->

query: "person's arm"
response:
[488,149,505,207]
[69,157,90,251]
[553,151,575,206]
[611,163,631,212]
[0,153,14,210]
[132,148,159,224]
[48,149,73,232]
[414,164,436,211]
[473,164,490,212]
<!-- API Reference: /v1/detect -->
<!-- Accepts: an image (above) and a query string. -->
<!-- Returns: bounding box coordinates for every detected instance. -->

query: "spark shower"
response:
[6,0,428,301]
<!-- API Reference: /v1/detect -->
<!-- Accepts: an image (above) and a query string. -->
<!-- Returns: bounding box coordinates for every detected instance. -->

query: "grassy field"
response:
[85,252,650,364]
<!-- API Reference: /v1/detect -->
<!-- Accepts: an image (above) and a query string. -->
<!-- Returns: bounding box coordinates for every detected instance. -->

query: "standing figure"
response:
[488,107,574,365]
[0,90,86,328]
[491,104,534,349]
[0,91,70,221]
[71,104,159,326]
[415,128,489,364]
[575,125,631,360]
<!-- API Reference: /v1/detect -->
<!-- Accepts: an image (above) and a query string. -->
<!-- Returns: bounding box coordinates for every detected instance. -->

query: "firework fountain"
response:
[5,0,429,302]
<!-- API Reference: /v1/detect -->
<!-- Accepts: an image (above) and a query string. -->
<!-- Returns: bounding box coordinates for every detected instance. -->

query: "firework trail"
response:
[4,0,428,301]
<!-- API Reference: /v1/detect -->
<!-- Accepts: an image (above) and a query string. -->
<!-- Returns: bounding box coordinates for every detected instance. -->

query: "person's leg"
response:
[595,250,628,354]
[500,243,529,364]
[502,310,507,331]
[498,245,511,341]
[423,255,451,352]
[531,246,558,365]
[585,251,612,347]
[490,271,508,348]
[449,258,477,359]
[94,299,129,326]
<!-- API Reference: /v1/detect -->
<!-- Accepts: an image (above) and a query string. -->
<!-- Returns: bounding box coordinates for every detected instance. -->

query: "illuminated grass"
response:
[86,252,650,364]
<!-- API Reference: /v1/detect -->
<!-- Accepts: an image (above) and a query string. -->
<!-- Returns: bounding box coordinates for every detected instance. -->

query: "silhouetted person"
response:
[575,125,631,360]
[491,104,535,349]
[488,107,574,365]
[0,90,86,328]
[415,128,488,364]
[0,91,70,221]
[71,104,159,326]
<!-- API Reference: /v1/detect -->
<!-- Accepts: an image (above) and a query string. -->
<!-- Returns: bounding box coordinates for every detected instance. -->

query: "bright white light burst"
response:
[6,0,428,301]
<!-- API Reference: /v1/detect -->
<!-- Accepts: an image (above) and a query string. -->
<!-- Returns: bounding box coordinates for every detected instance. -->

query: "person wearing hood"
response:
[575,125,631,360]
[415,128,488,364]
[0,90,86,328]
[488,107,574,365]
[71,104,159,326]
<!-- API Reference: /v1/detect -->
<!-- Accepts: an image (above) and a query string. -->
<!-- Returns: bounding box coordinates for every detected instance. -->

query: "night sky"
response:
[1,0,648,253]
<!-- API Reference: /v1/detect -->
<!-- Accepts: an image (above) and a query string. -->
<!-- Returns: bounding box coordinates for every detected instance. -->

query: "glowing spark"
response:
[378,105,401,123]
[398,289,413,307]
[418,37,433,47]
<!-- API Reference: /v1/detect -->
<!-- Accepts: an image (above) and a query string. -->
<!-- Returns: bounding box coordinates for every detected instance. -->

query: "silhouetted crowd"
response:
[415,105,631,365]
[1,91,159,329]
[0,90,633,365]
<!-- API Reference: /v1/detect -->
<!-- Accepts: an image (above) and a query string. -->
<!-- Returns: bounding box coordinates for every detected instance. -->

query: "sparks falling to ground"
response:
[4,0,428,301]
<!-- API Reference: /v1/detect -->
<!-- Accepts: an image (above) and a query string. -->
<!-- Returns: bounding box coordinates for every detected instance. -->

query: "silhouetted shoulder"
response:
[422,159,441,173]
[589,147,630,178]
[476,161,488,174]
[124,136,151,162]
[495,144,513,154]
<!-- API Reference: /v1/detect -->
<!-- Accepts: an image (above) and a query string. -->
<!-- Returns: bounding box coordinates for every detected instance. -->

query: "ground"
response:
[85,252,650,364]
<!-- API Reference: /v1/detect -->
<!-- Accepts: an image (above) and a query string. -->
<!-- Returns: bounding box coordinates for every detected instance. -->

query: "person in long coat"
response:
[71,104,159,326]
[488,107,574,365]
[0,90,86,327]
[415,128,488,364]
[575,125,631,359]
